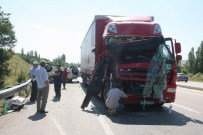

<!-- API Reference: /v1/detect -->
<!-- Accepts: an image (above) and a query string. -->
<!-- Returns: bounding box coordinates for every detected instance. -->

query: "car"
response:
[177,73,188,82]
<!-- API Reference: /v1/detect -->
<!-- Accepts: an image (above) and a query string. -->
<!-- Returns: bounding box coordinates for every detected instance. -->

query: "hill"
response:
[4,54,31,86]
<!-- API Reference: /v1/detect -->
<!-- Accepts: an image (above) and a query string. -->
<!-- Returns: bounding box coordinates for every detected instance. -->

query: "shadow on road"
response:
[107,105,203,126]
[28,113,46,121]
[80,83,203,126]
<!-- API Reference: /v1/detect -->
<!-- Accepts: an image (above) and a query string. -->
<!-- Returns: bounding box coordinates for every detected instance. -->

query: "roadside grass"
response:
[0,54,31,115]
[4,54,31,86]
[189,73,203,82]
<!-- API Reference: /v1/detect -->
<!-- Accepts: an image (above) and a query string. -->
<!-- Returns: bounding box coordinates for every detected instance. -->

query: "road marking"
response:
[91,105,115,135]
[51,117,66,135]
[178,90,203,97]
[172,103,201,114]
[98,115,115,135]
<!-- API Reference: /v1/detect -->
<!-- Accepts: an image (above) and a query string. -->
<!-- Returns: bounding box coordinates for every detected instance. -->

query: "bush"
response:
[17,70,26,83]
[181,69,189,74]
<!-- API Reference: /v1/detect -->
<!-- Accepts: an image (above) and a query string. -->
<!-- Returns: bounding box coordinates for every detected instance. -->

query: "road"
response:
[0,79,203,135]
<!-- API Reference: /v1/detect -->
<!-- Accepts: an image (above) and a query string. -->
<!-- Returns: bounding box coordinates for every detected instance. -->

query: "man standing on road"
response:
[35,60,49,113]
[105,85,128,115]
[29,61,39,103]
[61,67,68,89]
[53,64,62,100]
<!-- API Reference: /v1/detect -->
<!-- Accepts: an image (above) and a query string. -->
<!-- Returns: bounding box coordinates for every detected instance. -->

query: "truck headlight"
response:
[108,23,117,33]
[153,24,162,34]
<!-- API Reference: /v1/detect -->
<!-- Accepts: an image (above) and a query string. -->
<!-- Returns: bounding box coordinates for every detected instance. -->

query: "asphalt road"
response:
[0,79,203,135]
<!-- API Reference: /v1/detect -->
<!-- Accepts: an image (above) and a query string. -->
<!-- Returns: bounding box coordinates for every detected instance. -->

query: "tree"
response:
[187,47,196,73]
[195,41,203,73]
[61,54,66,63]
[21,48,24,56]
[0,49,13,88]
[0,7,16,88]
[0,7,17,48]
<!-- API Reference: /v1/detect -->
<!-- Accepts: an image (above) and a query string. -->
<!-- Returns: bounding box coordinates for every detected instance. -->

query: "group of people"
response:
[30,60,49,113]
[30,61,68,113]
[30,60,127,115]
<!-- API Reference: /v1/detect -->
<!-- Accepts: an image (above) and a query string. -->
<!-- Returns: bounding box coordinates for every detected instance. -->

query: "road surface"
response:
[0,78,203,135]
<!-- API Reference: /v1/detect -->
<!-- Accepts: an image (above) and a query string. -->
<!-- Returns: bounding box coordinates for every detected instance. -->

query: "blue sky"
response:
[0,0,203,63]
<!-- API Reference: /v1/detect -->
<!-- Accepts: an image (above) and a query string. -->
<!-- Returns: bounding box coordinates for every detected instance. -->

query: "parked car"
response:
[177,73,188,82]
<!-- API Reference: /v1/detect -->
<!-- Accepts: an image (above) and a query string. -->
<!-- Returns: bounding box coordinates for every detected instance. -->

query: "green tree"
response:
[187,47,196,73]
[0,49,13,88]
[195,41,203,73]
[61,54,66,63]
[0,7,17,48]
[0,7,16,88]
[21,48,24,56]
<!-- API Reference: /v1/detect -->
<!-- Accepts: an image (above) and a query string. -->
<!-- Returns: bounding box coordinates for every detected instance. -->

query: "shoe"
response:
[40,110,48,113]
[108,109,116,115]
[81,105,85,110]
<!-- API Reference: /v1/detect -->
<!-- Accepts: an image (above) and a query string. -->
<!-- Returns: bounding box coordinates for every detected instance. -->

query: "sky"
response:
[0,0,203,63]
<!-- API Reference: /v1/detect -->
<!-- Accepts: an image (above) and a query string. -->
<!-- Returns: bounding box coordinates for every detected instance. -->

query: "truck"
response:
[80,15,182,106]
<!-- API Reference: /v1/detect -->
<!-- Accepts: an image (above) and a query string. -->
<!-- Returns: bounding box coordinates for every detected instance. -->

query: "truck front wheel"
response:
[102,81,110,101]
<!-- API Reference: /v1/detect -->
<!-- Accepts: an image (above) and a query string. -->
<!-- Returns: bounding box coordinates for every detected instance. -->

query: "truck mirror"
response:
[176,55,182,62]
[175,42,181,54]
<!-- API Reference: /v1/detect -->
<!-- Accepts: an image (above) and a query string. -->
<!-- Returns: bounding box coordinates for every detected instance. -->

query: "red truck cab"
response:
[81,15,182,106]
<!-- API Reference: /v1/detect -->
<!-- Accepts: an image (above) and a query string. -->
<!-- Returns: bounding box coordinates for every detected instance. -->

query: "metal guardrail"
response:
[0,79,31,99]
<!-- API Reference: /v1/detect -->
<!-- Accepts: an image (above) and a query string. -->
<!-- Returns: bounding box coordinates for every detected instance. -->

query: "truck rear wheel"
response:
[102,81,110,100]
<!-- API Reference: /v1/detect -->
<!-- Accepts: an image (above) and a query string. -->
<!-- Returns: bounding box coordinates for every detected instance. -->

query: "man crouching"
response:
[105,84,128,115]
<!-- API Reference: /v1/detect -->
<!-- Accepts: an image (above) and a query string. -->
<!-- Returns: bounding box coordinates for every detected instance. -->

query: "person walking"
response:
[53,64,62,100]
[105,85,128,115]
[29,61,39,102]
[34,60,49,113]
[61,68,68,89]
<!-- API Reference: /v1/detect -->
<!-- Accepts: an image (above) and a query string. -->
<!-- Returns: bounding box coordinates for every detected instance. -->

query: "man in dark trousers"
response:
[53,64,62,100]
[29,61,39,102]
[81,58,109,110]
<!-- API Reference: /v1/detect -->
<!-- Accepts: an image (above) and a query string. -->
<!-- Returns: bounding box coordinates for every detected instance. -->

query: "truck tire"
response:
[102,81,110,100]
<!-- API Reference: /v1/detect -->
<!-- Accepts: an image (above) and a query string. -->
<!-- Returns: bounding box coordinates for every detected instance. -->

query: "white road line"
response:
[98,115,115,135]
[91,105,115,135]
[178,90,203,97]
[51,117,66,135]
[172,103,201,114]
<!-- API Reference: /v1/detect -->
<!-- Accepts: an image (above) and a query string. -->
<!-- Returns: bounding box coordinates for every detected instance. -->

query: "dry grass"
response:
[4,54,31,86]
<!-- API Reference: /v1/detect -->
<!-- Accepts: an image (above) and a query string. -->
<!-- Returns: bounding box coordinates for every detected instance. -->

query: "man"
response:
[34,60,49,113]
[29,61,38,102]
[53,64,62,100]
[105,85,128,115]
[61,68,68,89]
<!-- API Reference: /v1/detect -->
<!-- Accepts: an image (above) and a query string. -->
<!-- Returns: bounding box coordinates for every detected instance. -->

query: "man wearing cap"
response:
[29,61,39,102]
[34,60,49,113]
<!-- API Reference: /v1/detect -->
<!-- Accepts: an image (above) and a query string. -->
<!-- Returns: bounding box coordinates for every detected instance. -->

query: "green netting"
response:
[143,44,167,102]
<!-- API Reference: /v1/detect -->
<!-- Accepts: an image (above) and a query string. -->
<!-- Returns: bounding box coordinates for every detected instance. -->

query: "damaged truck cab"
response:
[81,15,182,106]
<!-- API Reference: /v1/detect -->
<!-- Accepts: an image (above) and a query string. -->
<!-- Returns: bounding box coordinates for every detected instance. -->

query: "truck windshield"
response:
[115,41,174,64]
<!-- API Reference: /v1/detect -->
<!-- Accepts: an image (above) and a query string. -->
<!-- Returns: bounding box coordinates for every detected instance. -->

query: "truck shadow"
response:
[80,83,203,126]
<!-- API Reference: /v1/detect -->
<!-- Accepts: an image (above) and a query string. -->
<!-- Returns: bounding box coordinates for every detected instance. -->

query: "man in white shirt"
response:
[34,60,49,113]
[105,85,128,114]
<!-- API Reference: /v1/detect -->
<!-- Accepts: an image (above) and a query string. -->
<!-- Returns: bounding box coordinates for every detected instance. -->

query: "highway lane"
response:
[0,80,203,135]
